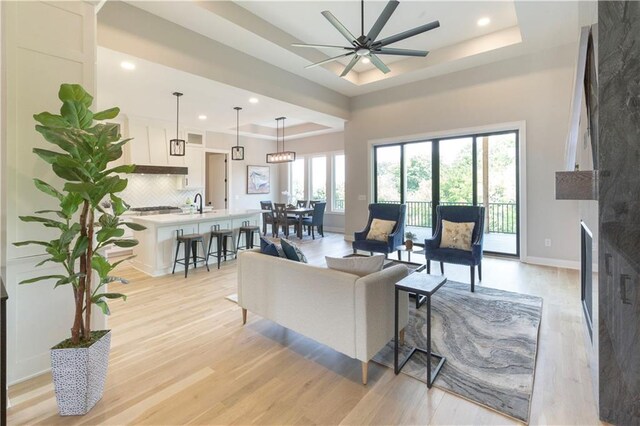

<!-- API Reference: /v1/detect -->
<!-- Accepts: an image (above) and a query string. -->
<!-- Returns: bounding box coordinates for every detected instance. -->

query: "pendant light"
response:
[266,117,296,163]
[231,106,244,160]
[169,92,185,156]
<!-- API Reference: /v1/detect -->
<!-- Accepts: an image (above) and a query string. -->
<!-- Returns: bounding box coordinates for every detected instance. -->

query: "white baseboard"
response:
[524,256,599,272]
[323,226,344,234]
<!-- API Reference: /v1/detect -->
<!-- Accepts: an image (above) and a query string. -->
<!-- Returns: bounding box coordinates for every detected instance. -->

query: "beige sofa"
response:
[237,250,409,384]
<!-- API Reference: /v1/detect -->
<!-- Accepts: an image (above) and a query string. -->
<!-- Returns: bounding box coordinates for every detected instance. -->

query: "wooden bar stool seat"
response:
[237,220,261,250]
[207,225,236,269]
[172,230,209,278]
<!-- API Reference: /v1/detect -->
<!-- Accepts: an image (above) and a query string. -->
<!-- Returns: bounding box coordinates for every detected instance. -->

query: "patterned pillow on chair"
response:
[366,218,397,241]
[440,220,475,251]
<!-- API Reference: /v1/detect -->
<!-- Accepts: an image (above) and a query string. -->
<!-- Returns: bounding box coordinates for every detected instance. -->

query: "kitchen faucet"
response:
[194,193,203,214]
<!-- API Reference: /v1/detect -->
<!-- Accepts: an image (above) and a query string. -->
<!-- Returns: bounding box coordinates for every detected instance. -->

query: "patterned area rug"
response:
[372,281,543,424]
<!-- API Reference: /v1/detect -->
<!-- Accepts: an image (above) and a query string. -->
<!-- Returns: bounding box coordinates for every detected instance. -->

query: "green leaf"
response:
[60,193,83,217]
[58,84,93,107]
[13,240,51,247]
[96,227,124,243]
[18,216,66,229]
[34,209,68,219]
[33,179,64,201]
[122,222,146,231]
[93,107,119,121]
[34,126,78,155]
[92,254,112,279]
[110,194,129,216]
[71,235,89,261]
[103,165,135,176]
[33,148,66,165]
[94,292,127,300]
[19,274,67,285]
[110,239,138,248]
[94,300,111,315]
[52,163,83,182]
[33,112,69,128]
[54,273,83,288]
[110,255,136,269]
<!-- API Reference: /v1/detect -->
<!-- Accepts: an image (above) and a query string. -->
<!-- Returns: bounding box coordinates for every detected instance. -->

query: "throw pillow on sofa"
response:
[325,255,385,277]
[440,219,475,251]
[260,236,284,257]
[366,218,396,241]
[280,239,308,263]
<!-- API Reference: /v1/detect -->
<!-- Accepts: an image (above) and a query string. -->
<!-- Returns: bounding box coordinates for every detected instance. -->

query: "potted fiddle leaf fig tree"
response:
[13,83,145,416]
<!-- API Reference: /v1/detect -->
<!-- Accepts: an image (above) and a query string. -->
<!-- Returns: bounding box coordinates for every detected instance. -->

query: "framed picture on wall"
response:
[247,165,270,194]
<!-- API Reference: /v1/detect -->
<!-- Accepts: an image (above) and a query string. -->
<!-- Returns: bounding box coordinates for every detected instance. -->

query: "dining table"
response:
[286,207,313,239]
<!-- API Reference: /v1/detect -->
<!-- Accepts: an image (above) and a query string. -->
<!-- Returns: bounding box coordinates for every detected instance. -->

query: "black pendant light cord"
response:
[361,0,364,37]
[282,118,286,152]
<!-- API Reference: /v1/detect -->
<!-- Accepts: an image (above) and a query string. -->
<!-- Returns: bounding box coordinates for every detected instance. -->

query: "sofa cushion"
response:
[325,255,385,277]
[260,237,281,257]
[281,239,308,263]
[440,219,475,251]
[366,218,396,241]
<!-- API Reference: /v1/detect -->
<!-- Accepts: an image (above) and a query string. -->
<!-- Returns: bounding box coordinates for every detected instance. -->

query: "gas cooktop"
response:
[129,206,182,216]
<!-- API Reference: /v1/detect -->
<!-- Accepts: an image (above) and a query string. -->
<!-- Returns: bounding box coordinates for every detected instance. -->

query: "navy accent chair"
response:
[424,205,485,292]
[352,203,406,257]
[302,201,326,239]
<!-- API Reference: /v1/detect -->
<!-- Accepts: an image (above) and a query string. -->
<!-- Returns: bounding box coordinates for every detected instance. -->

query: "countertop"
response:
[130,209,261,226]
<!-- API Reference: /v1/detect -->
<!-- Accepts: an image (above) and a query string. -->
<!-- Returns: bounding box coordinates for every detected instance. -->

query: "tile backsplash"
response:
[120,175,200,208]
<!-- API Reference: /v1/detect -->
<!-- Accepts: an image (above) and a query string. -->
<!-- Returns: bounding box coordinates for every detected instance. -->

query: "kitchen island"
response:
[129,209,261,276]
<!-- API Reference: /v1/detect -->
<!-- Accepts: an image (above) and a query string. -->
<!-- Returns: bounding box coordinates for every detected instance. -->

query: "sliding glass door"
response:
[373,131,519,256]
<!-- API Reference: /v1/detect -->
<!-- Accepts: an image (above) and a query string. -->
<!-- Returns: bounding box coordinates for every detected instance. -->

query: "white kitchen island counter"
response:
[129,209,261,277]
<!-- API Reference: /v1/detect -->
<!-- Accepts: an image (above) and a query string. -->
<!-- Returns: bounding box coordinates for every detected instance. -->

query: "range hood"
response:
[130,165,188,175]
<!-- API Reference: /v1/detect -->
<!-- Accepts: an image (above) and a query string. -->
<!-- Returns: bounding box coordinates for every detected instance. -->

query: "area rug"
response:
[372,281,543,424]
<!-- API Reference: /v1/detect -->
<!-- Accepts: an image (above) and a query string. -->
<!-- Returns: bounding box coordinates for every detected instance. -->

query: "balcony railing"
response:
[379,200,517,234]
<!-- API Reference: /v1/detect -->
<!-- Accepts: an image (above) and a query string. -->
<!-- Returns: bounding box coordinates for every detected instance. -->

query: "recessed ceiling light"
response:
[362,57,371,64]
[198,115,207,120]
[120,61,136,70]
[477,17,490,27]
[249,97,259,104]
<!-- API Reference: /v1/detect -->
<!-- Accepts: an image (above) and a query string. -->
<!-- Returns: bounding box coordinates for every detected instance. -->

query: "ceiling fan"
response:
[292,0,440,77]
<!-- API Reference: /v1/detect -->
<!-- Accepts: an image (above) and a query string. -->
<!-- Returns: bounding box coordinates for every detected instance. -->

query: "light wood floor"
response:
[8,233,602,425]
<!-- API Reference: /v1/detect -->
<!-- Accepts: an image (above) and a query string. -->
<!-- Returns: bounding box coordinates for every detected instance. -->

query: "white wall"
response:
[345,43,580,263]
[205,131,280,211]
[2,1,102,384]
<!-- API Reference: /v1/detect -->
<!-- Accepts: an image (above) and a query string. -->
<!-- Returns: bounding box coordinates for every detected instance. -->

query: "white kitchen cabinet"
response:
[178,146,204,189]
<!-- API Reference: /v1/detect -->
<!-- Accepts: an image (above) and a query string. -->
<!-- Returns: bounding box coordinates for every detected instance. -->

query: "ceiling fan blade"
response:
[372,47,429,57]
[321,11,358,46]
[369,54,390,74]
[340,55,361,77]
[292,43,352,50]
[305,52,354,69]
[365,0,399,44]
[373,20,440,48]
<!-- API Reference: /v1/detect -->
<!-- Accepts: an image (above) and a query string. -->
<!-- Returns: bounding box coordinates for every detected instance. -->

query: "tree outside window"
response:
[333,154,345,211]
[311,156,326,201]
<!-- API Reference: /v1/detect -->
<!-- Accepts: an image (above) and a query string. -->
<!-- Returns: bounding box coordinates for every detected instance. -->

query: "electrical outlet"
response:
[544,238,551,247]
[358,195,366,201]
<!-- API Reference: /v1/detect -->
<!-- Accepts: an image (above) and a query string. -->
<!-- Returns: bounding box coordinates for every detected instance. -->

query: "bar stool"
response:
[237,220,261,250]
[207,224,235,269]
[172,230,209,278]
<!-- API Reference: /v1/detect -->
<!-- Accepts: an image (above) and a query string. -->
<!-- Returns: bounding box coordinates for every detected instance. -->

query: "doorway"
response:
[205,152,228,209]
[373,130,520,256]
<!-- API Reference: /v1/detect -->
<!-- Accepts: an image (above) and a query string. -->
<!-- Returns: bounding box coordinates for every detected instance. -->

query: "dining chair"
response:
[260,200,274,236]
[302,202,326,239]
[273,203,298,238]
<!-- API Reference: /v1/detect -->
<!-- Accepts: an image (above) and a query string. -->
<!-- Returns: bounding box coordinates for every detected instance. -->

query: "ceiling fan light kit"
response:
[231,106,245,161]
[293,0,439,77]
[169,91,186,157]
[266,117,296,164]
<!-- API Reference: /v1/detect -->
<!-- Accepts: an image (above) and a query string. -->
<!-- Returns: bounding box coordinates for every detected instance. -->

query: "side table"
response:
[394,273,447,388]
[395,244,424,263]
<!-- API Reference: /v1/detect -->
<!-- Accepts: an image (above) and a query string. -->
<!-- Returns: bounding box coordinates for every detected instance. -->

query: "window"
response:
[333,154,345,211]
[291,158,305,203]
[311,156,326,200]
